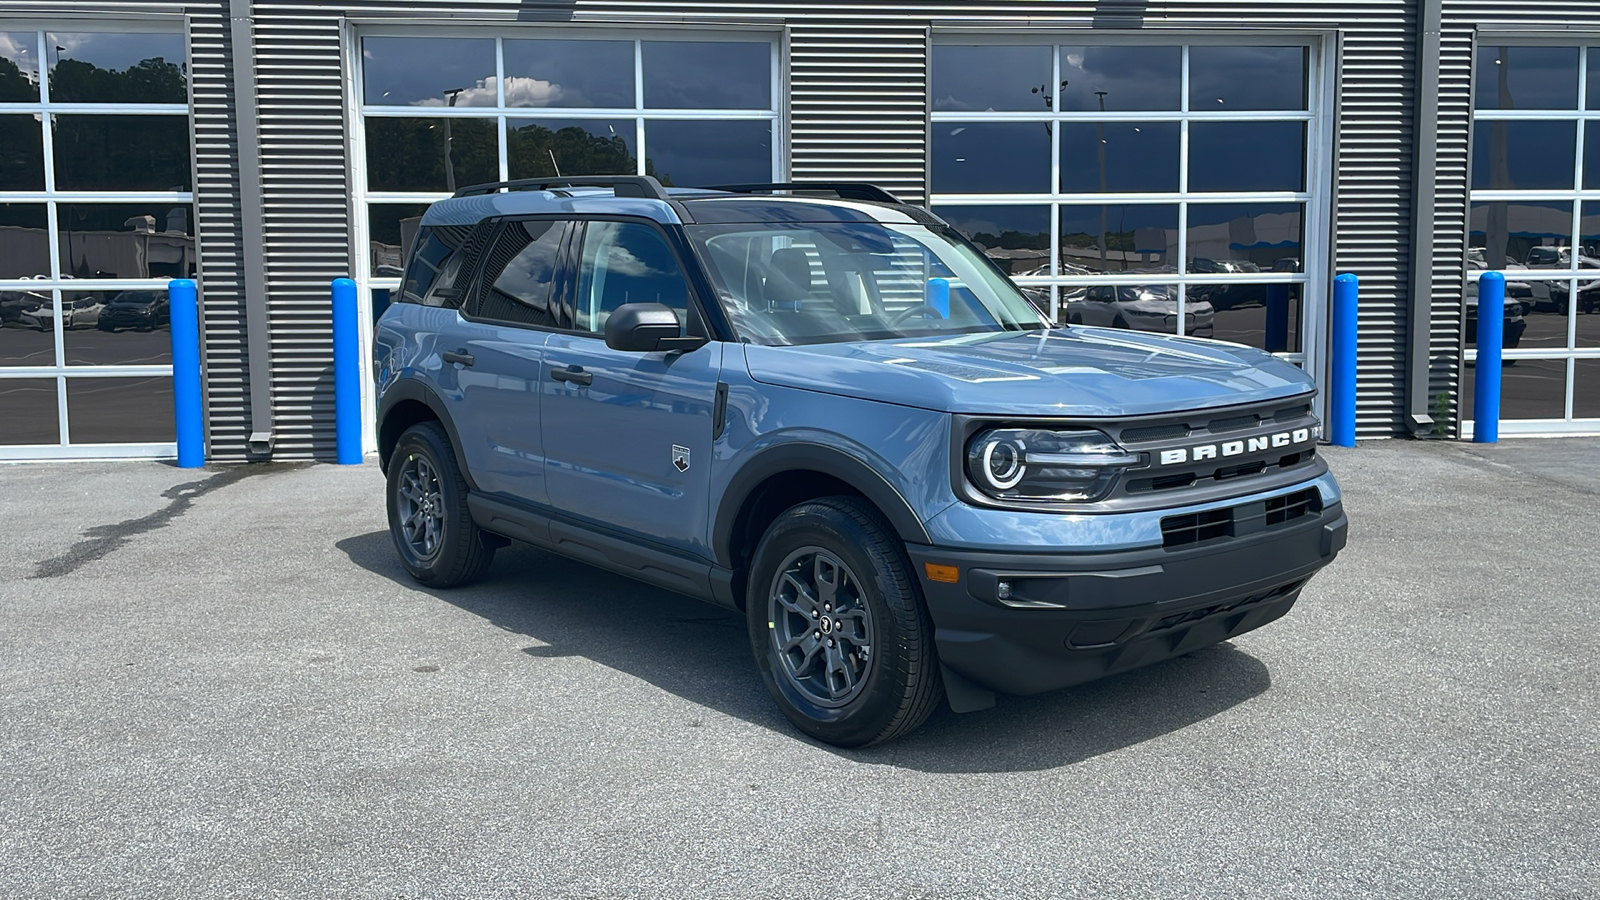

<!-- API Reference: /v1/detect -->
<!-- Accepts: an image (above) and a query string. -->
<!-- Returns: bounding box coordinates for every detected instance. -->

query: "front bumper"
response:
[906,499,1346,698]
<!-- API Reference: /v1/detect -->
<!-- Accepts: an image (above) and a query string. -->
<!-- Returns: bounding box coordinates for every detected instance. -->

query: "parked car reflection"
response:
[1464,257,1530,349]
[1064,278,1214,337]
[96,290,169,332]
[1520,246,1600,314]
[19,294,103,331]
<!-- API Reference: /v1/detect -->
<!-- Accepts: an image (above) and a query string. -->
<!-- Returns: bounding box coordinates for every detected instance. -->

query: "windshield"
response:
[686,221,1051,346]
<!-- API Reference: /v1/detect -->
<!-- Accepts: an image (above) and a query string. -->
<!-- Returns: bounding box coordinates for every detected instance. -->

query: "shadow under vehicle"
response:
[96,290,171,332]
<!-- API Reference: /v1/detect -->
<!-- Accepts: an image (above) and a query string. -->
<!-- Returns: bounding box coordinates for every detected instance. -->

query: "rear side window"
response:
[474,219,571,328]
[400,224,475,308]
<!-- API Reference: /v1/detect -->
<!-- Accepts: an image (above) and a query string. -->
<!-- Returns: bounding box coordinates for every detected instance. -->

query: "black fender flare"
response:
[711,441,931,569]
[376,378,478,492]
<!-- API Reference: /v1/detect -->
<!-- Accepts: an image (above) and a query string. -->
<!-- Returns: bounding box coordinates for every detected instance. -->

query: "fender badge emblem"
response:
[671,445,690,473]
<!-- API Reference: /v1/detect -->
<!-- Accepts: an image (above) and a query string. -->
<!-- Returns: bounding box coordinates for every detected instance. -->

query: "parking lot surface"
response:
[2,440,1597,899]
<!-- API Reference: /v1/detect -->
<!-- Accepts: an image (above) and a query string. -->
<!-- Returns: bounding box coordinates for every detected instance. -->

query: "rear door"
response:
[540,218,723,560]
[448,217,573,503]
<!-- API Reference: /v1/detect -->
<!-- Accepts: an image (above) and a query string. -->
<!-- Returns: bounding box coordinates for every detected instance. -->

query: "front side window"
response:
[573,221,690,334]
[690,221,1050,346]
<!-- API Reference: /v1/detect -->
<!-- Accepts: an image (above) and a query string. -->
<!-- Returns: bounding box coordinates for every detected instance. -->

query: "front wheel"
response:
[746,496,942,747]
[386,421,496,587]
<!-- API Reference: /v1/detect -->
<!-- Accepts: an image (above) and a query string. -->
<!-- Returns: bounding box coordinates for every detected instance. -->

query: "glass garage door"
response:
[353,29,780,303]
[0,28,192,459]
[1467,42,1600,434]
[929,37,1330,369]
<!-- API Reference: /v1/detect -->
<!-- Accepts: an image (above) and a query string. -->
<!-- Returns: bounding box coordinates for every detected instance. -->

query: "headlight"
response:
[965,428,1138,503]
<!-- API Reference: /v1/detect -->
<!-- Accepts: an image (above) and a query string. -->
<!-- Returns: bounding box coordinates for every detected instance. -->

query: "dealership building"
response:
[1,0,1598,461]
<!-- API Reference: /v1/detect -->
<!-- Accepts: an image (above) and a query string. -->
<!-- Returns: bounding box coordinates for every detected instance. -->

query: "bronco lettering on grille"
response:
[1157,428,1313,466]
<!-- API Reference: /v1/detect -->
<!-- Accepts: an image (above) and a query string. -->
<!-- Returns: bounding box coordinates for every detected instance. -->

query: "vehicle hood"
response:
[742,327,1315,417]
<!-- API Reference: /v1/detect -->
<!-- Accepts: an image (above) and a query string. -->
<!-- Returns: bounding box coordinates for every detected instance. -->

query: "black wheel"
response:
[386,421,496,587]
[746,496,942,747]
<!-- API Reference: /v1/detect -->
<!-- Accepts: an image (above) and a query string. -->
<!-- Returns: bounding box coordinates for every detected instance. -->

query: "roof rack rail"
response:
[453,175,670,200]
[707,182,902,204]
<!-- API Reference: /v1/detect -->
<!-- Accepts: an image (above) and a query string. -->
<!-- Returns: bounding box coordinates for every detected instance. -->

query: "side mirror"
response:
[603,302,706,352]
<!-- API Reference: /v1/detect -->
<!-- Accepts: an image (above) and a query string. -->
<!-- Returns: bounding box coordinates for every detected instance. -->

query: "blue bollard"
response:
[1264,283,1290,353]
[926,277,950,318]
[168,279,204,467]
[1328,273,1358,447]
[331,277,362,464]
[1473,271,1505,444]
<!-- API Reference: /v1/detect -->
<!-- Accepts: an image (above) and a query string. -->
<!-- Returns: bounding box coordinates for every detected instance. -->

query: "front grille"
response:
[1108,396,1321,501]
[1160,488,1321,549]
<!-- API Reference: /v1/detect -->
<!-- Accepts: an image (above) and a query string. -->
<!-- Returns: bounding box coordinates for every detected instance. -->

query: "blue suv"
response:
[373,176,1347,747]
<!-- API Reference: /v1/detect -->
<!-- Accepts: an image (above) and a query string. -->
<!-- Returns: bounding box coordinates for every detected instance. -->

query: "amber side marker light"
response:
[923,563,960,584]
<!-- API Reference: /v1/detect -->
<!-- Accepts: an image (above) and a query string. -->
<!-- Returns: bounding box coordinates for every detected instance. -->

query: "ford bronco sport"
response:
[373,176,1347,747]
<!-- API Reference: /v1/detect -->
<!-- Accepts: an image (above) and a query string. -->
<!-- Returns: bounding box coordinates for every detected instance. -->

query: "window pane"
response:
[477,219,568,329]
[1469,200,1574,269]
[1059,45,1181,112]
[1573,360,1600,418]
[932,45,1052,112]
[642,41,770,109]
[53,115,190,191]
[0,32,40,102]
[1059,204,1178,274]
[364,117,496,193]
[400,224,475,308]
[0,115,44,191]
[0,379,59,444]
[1189,46,1308,111]
[1187,203,1304,273]
[65,375,174,443]
[1188,122,1305,192]
[1464,356,1567,421]
[47,32,186,104]
[503,39,634,109]
[63,290,171,366]
[934,205,1051,275]
[931,122,1050,194]
[508,119,636,178]
[361,37,496,107]
[0,291,55,367]
[57,203,194,279]
[1064,282,1183,334]
[0,204,49,278]
[1476,45,1580,111]
[574,221,688,334]
[1585,121,1600,191]
[1059,122,1179,193]
[1471,120,1577,191]
[367,204,430,279]
[1192,283,1300,350]
[643,119,770,187]
[1589,48,1600,110]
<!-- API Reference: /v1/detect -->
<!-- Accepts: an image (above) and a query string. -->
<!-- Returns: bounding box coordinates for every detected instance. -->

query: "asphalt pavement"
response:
[1,440,1597,898]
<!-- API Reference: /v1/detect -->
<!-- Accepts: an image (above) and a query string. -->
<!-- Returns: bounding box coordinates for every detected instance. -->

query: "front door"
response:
[541,219,723,560]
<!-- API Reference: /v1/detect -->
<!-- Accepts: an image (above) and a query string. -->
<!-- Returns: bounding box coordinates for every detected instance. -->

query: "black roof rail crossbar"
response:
[453,175,670,200]
[707,182,902,204]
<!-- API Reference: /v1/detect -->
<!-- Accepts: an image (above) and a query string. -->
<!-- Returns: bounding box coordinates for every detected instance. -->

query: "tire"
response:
[746,496,942,747]
[386,421,496,588]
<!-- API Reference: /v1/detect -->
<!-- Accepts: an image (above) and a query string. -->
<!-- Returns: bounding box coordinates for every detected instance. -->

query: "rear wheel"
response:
[746,496,942,747]
[386,421,496,587]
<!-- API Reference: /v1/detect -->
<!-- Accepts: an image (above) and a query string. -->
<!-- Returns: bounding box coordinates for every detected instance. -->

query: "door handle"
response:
[549,365,593,386]
[441,350,474,366]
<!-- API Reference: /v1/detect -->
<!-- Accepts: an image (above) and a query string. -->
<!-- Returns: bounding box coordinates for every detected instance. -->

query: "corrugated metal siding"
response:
[189,8,254,461]
[788,21,928,203]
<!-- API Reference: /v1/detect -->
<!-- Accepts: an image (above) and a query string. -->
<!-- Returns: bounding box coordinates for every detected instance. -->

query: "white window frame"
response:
[928,31,1336,386]
[1466,35,1600,435]
[345,23,783,451]
[0,21,191,459]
